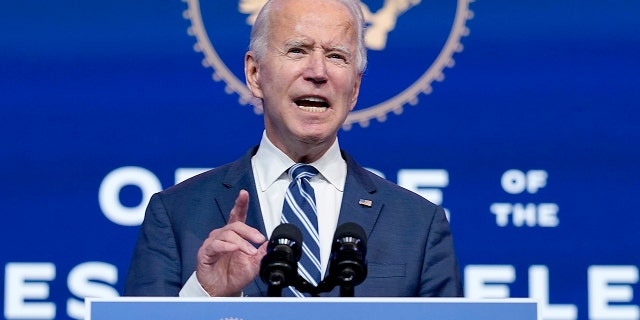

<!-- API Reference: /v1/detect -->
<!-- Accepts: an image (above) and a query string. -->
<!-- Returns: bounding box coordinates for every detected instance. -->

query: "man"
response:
[125,0,462,297]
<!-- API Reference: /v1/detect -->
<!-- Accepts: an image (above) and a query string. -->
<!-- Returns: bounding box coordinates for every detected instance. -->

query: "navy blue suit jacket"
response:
[124,146,462,297]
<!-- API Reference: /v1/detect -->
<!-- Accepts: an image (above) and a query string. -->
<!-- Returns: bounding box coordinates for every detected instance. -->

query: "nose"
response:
[303,51,328,84]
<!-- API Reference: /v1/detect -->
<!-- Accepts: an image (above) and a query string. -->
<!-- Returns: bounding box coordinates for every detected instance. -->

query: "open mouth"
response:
[294,96,329,112]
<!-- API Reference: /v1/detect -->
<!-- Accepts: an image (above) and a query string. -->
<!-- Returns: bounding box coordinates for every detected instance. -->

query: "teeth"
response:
[298,106,327,112]
[303,97,326,103]
[295,96,329,111]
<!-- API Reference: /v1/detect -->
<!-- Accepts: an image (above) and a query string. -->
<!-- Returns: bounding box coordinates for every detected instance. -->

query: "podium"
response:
[86,297,539,320]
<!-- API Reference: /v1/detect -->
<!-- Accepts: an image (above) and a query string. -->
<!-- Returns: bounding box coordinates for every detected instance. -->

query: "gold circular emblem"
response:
[182,0,474,130]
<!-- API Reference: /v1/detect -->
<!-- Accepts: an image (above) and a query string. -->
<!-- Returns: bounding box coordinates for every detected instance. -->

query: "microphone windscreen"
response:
[271,223,303,245]
[334,222,367,248]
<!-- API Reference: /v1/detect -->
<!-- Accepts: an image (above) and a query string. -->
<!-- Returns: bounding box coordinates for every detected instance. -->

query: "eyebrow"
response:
[284,39,353,58]
[284,39,308,49]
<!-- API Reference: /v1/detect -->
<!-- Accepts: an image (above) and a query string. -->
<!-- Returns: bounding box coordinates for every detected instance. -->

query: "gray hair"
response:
[249,0,367,73]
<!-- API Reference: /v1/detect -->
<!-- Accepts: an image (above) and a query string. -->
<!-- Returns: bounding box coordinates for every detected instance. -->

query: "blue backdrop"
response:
[2,0,639,319]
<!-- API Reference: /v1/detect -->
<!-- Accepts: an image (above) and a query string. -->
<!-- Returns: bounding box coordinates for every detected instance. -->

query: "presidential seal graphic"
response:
[182,0,474,129]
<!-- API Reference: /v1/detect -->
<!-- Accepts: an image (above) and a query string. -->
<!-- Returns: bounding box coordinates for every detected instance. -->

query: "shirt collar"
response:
[253,131,346,192]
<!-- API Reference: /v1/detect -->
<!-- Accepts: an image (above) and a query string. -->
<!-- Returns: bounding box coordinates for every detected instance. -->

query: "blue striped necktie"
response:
[280,163,321,297]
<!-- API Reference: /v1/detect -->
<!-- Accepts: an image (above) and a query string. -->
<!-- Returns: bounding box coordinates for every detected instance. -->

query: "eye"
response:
[288,48,305,55]
[328,52,348,63]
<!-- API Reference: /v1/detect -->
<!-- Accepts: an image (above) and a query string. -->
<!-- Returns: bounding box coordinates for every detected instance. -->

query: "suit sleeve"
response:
[419,205,463,297]
[124,193,183,296]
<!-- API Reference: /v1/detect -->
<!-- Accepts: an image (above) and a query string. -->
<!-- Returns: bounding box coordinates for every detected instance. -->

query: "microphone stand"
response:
[265,270,287,297]
[294,277,321,297]
[295,273,357,297]
[337,268,358,297]
[340,284,354,297]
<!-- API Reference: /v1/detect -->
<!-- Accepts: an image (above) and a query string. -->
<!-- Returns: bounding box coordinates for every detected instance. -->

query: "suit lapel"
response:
[216,146,267,235]
[215,146,269,296]
[336,151,382,240]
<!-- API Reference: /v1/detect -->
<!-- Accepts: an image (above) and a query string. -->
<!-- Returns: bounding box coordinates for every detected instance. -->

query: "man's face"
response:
[245,0,362,156]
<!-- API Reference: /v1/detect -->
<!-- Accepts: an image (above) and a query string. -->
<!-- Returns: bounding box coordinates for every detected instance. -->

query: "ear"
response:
[349,72,363,111]
[244,51,264,99]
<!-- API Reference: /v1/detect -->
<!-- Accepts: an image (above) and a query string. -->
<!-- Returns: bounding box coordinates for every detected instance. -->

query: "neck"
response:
[266,132,336,163]
[280,141,332,163]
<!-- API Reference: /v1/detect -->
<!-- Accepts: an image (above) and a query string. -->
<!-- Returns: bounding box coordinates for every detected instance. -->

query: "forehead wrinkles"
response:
[274,17,356,52]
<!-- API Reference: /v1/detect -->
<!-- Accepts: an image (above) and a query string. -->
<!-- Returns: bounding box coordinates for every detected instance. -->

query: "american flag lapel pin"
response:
[358,199,373,207]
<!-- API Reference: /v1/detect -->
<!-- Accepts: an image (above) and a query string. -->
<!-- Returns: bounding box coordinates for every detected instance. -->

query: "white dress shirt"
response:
[179,132,346,297]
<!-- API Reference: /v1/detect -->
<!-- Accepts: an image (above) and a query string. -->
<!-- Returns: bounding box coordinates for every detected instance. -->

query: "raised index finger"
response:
[228,189,249,225]
[226,189,265,244]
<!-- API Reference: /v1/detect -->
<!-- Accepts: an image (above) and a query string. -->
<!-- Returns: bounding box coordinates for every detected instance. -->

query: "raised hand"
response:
[195,190,268,296]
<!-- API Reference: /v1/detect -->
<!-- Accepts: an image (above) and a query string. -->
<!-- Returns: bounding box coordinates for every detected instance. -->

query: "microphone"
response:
[260,223,303,297]
[326,222,368,297]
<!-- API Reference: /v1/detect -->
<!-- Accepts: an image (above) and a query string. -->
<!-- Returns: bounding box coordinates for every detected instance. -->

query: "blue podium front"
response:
[86,297,539,320]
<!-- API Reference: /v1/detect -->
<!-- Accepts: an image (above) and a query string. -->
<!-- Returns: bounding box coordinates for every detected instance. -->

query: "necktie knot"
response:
[288,163,319,181]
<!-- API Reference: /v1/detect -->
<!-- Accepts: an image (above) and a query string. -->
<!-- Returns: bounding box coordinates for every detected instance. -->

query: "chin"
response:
[295,128,331,143]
